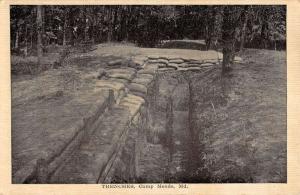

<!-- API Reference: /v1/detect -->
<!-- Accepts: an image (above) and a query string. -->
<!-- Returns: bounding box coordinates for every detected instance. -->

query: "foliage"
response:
[10,5,286,53]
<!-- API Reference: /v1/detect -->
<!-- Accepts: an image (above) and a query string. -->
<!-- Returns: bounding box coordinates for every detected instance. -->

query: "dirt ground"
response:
[11,43,286,183]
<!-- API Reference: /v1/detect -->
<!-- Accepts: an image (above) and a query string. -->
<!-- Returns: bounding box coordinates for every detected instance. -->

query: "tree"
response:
[221,6,243,74]
[36,5,43,65]
[62,8,68,46]
[239,5,286,50]
[205,6,220,50]
[107,6,113,42]
[239,5,250,51]
[10,5,286,55]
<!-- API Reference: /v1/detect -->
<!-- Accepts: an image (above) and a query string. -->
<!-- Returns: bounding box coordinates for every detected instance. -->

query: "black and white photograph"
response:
[10,5,287,184]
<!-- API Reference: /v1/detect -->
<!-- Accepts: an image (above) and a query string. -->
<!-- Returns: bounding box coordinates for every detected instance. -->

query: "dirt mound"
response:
[159,40,207,50]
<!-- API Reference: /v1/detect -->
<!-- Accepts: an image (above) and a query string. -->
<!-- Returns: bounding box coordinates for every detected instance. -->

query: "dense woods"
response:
[10,5,286,72]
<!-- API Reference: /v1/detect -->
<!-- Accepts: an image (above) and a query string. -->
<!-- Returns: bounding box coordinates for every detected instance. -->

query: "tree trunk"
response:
[84,7,89,42]
[239,5,249,51]
[24,25,28,57]
[221,6,236,74]
[260,8,269,49]
[107,7,113,42]
[222,45,232,72]
[49,6,53,35]
[125,6,131,41]
[37,5,43,66]
[63,10,67,46]
[15,29,19,49]
[122,6,129,41]
[30,29,33,49]
[205,6,216,50]
[91,7,97,44]
[113,6,119,41]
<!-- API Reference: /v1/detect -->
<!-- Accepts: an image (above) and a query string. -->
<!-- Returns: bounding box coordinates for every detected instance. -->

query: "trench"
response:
[22,53,219,184]
[132,71,207,183]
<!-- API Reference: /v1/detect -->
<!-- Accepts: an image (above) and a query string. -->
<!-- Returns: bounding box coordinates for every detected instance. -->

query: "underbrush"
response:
[11,44,98,75]
[11,45,70,75]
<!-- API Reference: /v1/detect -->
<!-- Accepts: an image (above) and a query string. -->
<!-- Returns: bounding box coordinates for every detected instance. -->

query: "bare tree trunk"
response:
[30,30,33,49]
[107,7,113,42]
[260,7,269,49]
[113,6,120,41]
[91,7,97,44]
[63,11,67,46]
[121,6,129,41]
[205,6,215,50]
[84,7,89,42]
[125,6,131,41]
[37,5,43,66]
[24,25,28,57]
[239,5,249,51]
[221,6,239,74]
[205,6,222,50]
[222,44,232,72]
[15,30,19,49]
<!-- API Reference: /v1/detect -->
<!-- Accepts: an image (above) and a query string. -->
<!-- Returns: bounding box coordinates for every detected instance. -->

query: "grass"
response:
[190,49,286,182]
[11,44,98,75]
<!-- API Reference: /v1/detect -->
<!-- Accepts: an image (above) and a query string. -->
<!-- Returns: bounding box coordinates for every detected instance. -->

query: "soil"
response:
[11,43,286,183]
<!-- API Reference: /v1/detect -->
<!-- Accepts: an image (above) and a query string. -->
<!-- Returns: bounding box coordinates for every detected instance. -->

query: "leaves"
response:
[10,5,286,50]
